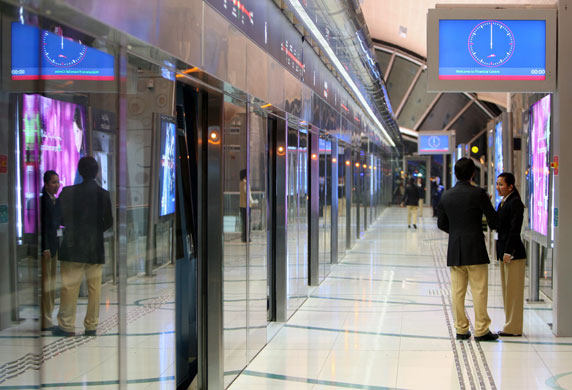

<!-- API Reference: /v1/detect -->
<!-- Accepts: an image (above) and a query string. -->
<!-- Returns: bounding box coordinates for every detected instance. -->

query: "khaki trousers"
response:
[418,199,424,218]
[450,264,491,337]
[407,205,418,225]
[57,262,103,333]
[41,252,58,328]
[500,259,526,334]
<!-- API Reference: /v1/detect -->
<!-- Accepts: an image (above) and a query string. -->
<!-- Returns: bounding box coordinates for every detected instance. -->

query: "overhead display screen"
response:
[427,8,556,92]
[11,23,115,80]
[527,95,551,238]
[439,19,545,80]
[418,133,452,155]
[494,121,504,208]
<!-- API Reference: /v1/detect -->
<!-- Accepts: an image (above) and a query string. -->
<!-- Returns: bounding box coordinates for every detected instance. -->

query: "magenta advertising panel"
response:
[21,94,86,233]
[528,94,551,236]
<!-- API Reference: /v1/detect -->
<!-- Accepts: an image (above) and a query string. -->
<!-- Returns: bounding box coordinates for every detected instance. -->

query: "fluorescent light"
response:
[287,0,396,147]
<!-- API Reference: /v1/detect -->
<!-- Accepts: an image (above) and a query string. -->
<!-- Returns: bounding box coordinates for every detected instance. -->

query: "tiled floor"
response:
[2,207,571,389]
[228,207,572,390]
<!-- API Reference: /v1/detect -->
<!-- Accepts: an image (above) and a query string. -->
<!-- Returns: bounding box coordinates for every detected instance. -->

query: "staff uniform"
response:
[40,188,60,329]
[437,181,498,337]
[496,191,527,335]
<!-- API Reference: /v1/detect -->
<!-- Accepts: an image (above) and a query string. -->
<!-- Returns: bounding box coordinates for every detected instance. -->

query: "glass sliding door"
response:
[247,108,268,361]
[319,137,332,281]
[222,97,247,387]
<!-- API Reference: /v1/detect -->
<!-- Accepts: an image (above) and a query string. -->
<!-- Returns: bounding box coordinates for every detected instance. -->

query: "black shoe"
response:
[497,331,522,337]
[456,331,471,340]
[413,224,417,229]
[52,327,75,337]
[408,225,411,228]
[84,330,97,337]
[41,326,56,332]
[474,331,499,342]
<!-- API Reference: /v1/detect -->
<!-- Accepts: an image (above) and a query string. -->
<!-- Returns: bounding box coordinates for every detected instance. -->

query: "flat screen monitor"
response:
[158,116,176,217]
[21,94,87,234]
[494,121,504,208]
[527,95,551,240]
[418,131,455,155]
[11,22,114,81]
[427,8,556,92]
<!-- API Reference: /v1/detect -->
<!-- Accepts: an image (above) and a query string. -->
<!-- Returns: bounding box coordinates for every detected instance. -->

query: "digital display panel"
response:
[158,118,176,217]
[21,94,86,233]
[439,20,545,80]
[11,23,115,81]
[418,133,451,154]
[527,95,551,237]
[494,121,504,208]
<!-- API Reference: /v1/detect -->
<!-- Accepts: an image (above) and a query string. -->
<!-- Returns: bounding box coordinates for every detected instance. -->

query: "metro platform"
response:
[225,207,568,390]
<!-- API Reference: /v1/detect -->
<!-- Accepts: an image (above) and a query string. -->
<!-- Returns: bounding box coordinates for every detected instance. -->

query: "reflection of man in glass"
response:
[40,170,61,331]
[239,169,257,242]
[53,157,113,337]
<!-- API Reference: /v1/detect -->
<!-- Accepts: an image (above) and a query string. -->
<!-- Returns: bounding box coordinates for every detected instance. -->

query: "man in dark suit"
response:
[40,170,61,331]
[53,156,113,337]
[437,158,498,341]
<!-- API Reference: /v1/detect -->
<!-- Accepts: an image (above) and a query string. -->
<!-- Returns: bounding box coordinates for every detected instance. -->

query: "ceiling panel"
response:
[397,69,437,129]
[419,93,470,130]
[450,103,492,144]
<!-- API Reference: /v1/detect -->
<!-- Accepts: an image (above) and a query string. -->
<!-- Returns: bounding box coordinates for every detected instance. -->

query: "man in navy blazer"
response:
[437,158,498,342]
[53,156,113,337]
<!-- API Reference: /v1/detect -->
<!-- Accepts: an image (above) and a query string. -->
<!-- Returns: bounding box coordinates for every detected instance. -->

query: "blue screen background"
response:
[419,134,450,154]
[439,20,545,77]
[159,121,176,217]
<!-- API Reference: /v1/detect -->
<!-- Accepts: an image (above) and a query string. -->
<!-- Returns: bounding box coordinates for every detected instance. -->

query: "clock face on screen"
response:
[468,20,515,67]
[42,29,87,67]
[428,136,441,149]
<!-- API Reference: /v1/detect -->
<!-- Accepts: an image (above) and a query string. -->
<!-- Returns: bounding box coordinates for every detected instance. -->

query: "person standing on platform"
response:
[495,172,527,337]
[437,158,498,341]
[431,176,443,218]
[416,177,425,219]
[401,177,420,229]
[40,170,61,331]
[53,156,113,337]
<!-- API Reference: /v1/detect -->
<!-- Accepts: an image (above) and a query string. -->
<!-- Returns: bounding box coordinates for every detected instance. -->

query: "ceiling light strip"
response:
[287,0,395,147]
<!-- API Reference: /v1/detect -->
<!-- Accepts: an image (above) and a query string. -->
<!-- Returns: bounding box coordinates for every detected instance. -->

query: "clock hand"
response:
[61,35,64,50]
[490,23,493,49]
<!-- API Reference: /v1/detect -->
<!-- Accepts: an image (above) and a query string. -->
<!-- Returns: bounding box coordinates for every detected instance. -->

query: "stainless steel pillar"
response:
[204,94,224,388]
[274,116,288,322]
[527,241,542,302]
[308,128,320,286]
[331,141,338,264]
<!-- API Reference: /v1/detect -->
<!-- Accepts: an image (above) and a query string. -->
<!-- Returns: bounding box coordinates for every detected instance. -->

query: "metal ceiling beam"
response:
[444,100,473,131]
[395,66,423,118]
[413,92,442,130]
[384,52,396,82]
[465,93,496,119]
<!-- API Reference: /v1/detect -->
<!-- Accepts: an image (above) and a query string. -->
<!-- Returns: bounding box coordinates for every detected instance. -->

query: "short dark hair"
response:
[498,172,516,187]
[43,170,58,184]
[408,178,415,185]
[239,169,247,181]
[454,158,475,181]
[78,156,99,180]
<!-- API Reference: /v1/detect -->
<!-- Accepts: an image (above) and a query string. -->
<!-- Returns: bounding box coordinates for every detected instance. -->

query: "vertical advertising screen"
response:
[527,95,551,236]
[158,118,176,217]
[494,121,504,208]
[21,94,86,233]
